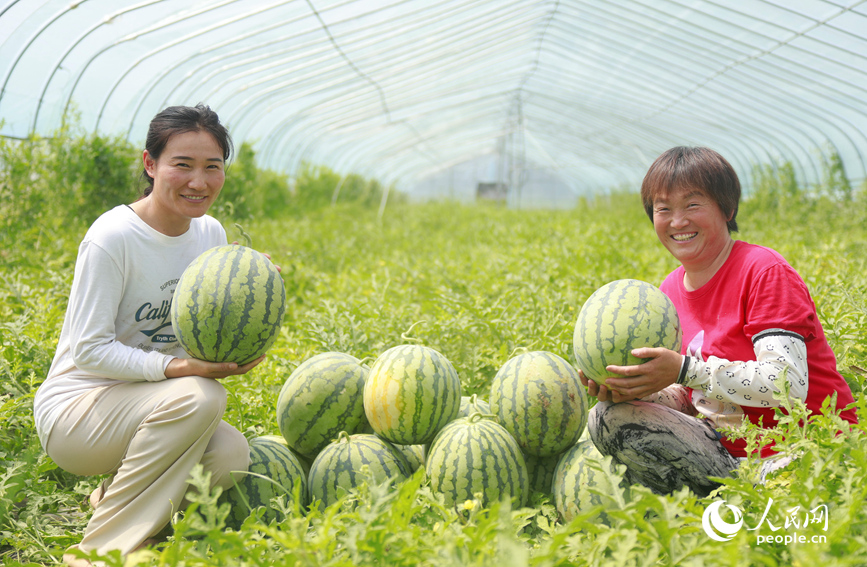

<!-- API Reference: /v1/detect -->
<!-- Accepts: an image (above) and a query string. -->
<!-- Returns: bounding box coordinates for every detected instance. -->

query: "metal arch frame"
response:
[52,0,248,128]
[2,0,867,197]
[0,0,92,110]
[90,0,297,131]
[30,0,165,134]
[224,8,541,169]
[215,0,540,131]
[221,0,537,170]
[597,0,867,174]
[536,3,861,183]
[147,0,490,116]
[512,29,817,183]
[123,4,318,137]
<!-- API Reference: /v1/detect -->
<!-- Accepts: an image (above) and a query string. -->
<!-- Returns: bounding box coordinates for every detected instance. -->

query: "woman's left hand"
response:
[602,347,683,402]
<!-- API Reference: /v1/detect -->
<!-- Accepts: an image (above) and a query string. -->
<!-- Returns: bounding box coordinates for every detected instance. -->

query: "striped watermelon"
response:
[218,435,307,530]
[276,352,369,460]
[426,414,528,508]
[363,345,461,445]
[490,351,588,458]
[307,432,412,509]
[459,394,491,418]
[394,444,426,474]
[523,451,560,497]
[172,244,285,364]
[553,438,625,523]
[572,279,681,384]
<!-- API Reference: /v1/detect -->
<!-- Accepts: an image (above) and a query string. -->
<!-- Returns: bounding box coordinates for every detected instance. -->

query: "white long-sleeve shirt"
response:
[33,205,226,448]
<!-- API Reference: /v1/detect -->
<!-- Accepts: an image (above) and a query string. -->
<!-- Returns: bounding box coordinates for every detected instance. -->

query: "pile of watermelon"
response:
[172,260,678,527]
[219,345,606,526]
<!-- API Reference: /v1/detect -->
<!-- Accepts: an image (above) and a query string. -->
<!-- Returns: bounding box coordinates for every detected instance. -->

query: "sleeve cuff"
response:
[676,355,691,385]
[143,352,174,381]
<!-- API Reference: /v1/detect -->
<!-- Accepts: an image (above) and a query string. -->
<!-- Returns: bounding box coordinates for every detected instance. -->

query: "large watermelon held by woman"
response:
[307,432,412,510]
[490,351,588,458]
[172,244,285,364]
[276,352,369,460]
[572,279,681,384]
[426,413,529,508]
[363,344,461,445]
[218,435,308,530]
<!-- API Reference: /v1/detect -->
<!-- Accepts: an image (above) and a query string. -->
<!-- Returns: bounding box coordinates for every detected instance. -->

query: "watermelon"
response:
[218,435,307,529]
[553,438,625,523]
[490,351,588,457]
[276,352,369,460]
[459,394,491,418]
[394,444,426,474]
[426,414,529,508]
[307,432,412,509]
[363,344,461,445]
[572,279,681,384]
[172,244,285,364]
[523,451,560,497]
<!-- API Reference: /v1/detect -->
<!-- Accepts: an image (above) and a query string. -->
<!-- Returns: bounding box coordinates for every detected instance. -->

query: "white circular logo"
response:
[702,500,744,542]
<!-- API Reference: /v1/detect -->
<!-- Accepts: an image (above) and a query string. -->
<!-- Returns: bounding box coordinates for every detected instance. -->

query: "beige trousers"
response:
[46,376,250,556]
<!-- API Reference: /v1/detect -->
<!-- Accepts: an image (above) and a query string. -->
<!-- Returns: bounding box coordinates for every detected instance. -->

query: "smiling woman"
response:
[580,146,858,497]
[31,104,266,567]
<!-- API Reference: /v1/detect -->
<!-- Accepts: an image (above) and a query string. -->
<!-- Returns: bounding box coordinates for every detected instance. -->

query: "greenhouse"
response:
[2,0,866,205]
[2,1,867,566]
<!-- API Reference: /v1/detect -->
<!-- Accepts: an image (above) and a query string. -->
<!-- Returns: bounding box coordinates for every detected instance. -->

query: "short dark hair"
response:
[640,146,740,233]
[140,104,233,196]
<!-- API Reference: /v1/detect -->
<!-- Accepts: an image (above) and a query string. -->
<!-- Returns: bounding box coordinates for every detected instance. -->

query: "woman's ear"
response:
[142,150,156,178]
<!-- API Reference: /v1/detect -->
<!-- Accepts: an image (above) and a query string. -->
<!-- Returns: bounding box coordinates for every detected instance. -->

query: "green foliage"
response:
[0,121,140,244]
[214,142,294,220]
[291,161,400,213]
[2,138,867,565]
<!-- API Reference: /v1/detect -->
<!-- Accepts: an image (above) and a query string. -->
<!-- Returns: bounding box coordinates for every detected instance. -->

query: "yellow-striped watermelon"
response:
[426,413,529,508]
[490,351,588,457]
[218,435,307,529]
[363,344,461,445]
[172,244,285,364]
[572,279,681,384]
[276,352,369,460]
[307,432,412,509]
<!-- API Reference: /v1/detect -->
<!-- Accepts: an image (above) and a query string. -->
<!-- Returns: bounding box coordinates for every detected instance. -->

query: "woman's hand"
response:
[578,368,617,402]
[165,355,266,380]
[601,347,683,402]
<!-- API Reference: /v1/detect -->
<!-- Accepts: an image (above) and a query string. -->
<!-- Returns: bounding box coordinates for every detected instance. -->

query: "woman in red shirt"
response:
[582,146,857,496]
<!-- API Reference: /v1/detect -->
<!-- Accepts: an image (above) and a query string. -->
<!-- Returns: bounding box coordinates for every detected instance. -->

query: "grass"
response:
[2,154,867,565]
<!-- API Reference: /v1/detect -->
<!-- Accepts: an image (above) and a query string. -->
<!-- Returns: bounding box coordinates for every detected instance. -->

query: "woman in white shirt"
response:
[34,104,264,566]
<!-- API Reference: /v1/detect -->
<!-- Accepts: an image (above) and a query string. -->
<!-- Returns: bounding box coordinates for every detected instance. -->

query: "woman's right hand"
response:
[578,368,615,402]
[165,355,266,380]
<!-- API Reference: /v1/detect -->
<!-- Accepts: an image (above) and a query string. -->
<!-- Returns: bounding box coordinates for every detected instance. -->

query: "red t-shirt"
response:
[660,240,857,457]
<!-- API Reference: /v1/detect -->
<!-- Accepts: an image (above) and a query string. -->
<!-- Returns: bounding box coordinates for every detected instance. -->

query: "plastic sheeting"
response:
[1,0,866,204]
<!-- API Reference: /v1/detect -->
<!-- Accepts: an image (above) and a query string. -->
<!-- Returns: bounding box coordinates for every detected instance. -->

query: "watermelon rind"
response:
[553,438,626,523]
[459,394,492,418]
[218,435,308,530]
[172,244,286,365]
[363,344,462,445]
[307,432,412,510]
[426,414,529,508]
[277,352,369,460]
[572,279,682,384]
[490,351,588,458]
